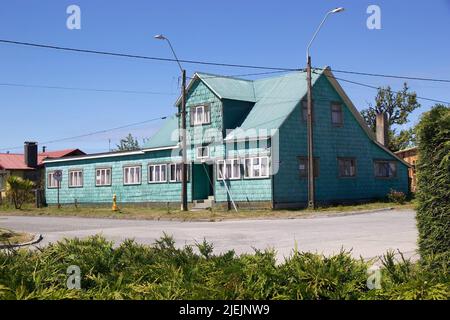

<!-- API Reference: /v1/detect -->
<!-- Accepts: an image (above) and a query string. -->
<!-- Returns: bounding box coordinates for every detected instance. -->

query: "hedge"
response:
[415,104,450,263]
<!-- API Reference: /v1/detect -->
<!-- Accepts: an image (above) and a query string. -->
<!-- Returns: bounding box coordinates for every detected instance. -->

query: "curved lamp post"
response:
[306,7,344,209]
[155,34,188,211]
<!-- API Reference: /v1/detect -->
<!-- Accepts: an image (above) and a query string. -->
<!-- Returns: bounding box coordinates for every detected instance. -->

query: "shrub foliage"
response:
[0,235,448,300]
[415,105,450,262]
[6,176,34,209]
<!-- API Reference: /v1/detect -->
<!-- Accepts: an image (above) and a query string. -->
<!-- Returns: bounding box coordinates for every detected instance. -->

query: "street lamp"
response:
[155,34,188,211]
[305,7,344,209]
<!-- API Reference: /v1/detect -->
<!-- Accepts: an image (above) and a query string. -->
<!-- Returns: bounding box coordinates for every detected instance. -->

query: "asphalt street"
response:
[0,209,418,261]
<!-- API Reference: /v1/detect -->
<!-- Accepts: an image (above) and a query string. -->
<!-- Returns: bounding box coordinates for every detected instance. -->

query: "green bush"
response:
[0,236,448,300]
[5,176,34,209]
[415,105,450,263]
[387,189,407,204]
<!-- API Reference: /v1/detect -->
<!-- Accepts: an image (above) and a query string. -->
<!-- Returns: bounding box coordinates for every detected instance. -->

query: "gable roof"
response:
[176,73,256,106]
[224,70,322,140]
[142,114,179,150]
[178,68,409,167]
[0,154,34,170]
[39,149,85,162]
[0,149,85,170]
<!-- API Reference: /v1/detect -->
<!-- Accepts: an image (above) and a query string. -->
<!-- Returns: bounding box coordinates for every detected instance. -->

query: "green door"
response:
[192,163,213,200]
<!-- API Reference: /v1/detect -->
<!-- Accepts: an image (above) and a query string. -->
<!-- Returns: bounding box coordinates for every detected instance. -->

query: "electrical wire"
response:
[313,67,450,84]
[2,39,449,84]
[0,82,176,95]
[316,71,450,105]
[0,39,298,72]
[0,115,169,152]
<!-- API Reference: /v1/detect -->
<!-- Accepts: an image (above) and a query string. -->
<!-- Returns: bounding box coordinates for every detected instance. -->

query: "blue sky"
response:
[0,0,449,153]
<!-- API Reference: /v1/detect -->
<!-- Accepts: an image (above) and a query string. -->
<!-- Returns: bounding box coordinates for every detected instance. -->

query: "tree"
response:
[115,134,140,151]
[6,176,34,209]
[389,127,416,151]
[415,105,450,264]
[360,83,420,152]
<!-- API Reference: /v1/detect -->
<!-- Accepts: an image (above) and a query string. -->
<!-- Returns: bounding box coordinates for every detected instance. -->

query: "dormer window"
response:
[191,105,211,126]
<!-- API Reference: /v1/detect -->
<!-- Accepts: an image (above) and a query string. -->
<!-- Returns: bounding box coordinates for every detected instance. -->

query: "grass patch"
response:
[0,199,415,221]
[0,228,34,245]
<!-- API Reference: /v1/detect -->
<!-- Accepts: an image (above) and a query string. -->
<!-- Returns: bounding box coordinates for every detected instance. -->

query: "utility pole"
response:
[180,69,188,211]
[306,7,344,209]
[155,34,188,211]
[306,55,315,209]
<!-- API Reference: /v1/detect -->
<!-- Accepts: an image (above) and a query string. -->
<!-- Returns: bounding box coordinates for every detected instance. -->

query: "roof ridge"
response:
[195,72,254,82]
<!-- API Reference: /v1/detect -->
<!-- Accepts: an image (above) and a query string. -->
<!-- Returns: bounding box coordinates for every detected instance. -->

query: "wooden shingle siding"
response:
[45,150,192,204]
[273,75,408,205]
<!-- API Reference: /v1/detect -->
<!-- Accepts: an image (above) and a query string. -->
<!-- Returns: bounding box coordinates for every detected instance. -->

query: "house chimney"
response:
[376,112,389,146]
[42,146,46,153]
[24,142,38,168]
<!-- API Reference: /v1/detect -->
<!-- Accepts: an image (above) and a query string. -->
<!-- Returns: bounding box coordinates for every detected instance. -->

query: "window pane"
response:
[261,158,268,176]
[232,160,240,178]
[218,161,224,179]
[155,166,160,181]
[226,163,232,179]
[161,165,166,181]
[176,164,182,181]
[191,108,196,125]
[331,104,342,124]
[245,159,251,177]
[204,105,210,123]
[389,162,396,177]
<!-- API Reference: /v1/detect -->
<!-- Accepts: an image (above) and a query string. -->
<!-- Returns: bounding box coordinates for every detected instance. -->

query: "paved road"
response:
[0,209,418,261]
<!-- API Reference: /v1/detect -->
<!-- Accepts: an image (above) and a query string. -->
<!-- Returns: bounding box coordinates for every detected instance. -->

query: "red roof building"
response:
[0,146,85,197]
[0,149,85,170]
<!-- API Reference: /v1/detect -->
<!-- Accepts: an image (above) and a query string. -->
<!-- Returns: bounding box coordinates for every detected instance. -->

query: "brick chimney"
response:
[24,142,38,168]
[376,112,389,146]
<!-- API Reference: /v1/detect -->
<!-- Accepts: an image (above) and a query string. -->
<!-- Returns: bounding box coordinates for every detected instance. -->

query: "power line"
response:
[317,70,450,105]
[2,39,450,84]
[314,67,450,84]
[0,115,169,152]
[0,39,299,72]
[0,82,176,95]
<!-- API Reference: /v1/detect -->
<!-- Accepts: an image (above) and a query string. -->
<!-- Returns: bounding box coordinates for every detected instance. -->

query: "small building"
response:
[43,68,410,209]
[0,143,85,200]
[395,146,418,192]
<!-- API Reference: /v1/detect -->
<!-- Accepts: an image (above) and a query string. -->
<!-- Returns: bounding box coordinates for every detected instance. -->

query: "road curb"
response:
[0,233,43,249]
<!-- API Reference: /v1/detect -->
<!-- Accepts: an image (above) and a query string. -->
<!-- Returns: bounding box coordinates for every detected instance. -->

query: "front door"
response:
[192,163,214,200]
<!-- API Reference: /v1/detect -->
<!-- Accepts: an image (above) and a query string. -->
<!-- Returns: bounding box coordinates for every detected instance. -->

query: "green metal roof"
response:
[225,70,322,140]
[196,72,256,102]
[142,114,179,149]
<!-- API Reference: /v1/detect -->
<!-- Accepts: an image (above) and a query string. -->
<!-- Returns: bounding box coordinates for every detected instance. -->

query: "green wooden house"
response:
[44,67,410,208]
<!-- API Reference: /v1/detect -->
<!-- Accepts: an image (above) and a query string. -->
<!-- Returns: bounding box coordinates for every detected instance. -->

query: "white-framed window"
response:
[47,171,59,189]
[169,163,189,182]
[244,156,269,179]
[197,146,209,159]
[338,158,356,177]
[217,159,241,180]
[96,168,112,186]
[374,160,397,178]
[148,164,167,183]
[68,170,83,188]
[123,165,141,185]
[331,103,343,125]
[191,105,211,126]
